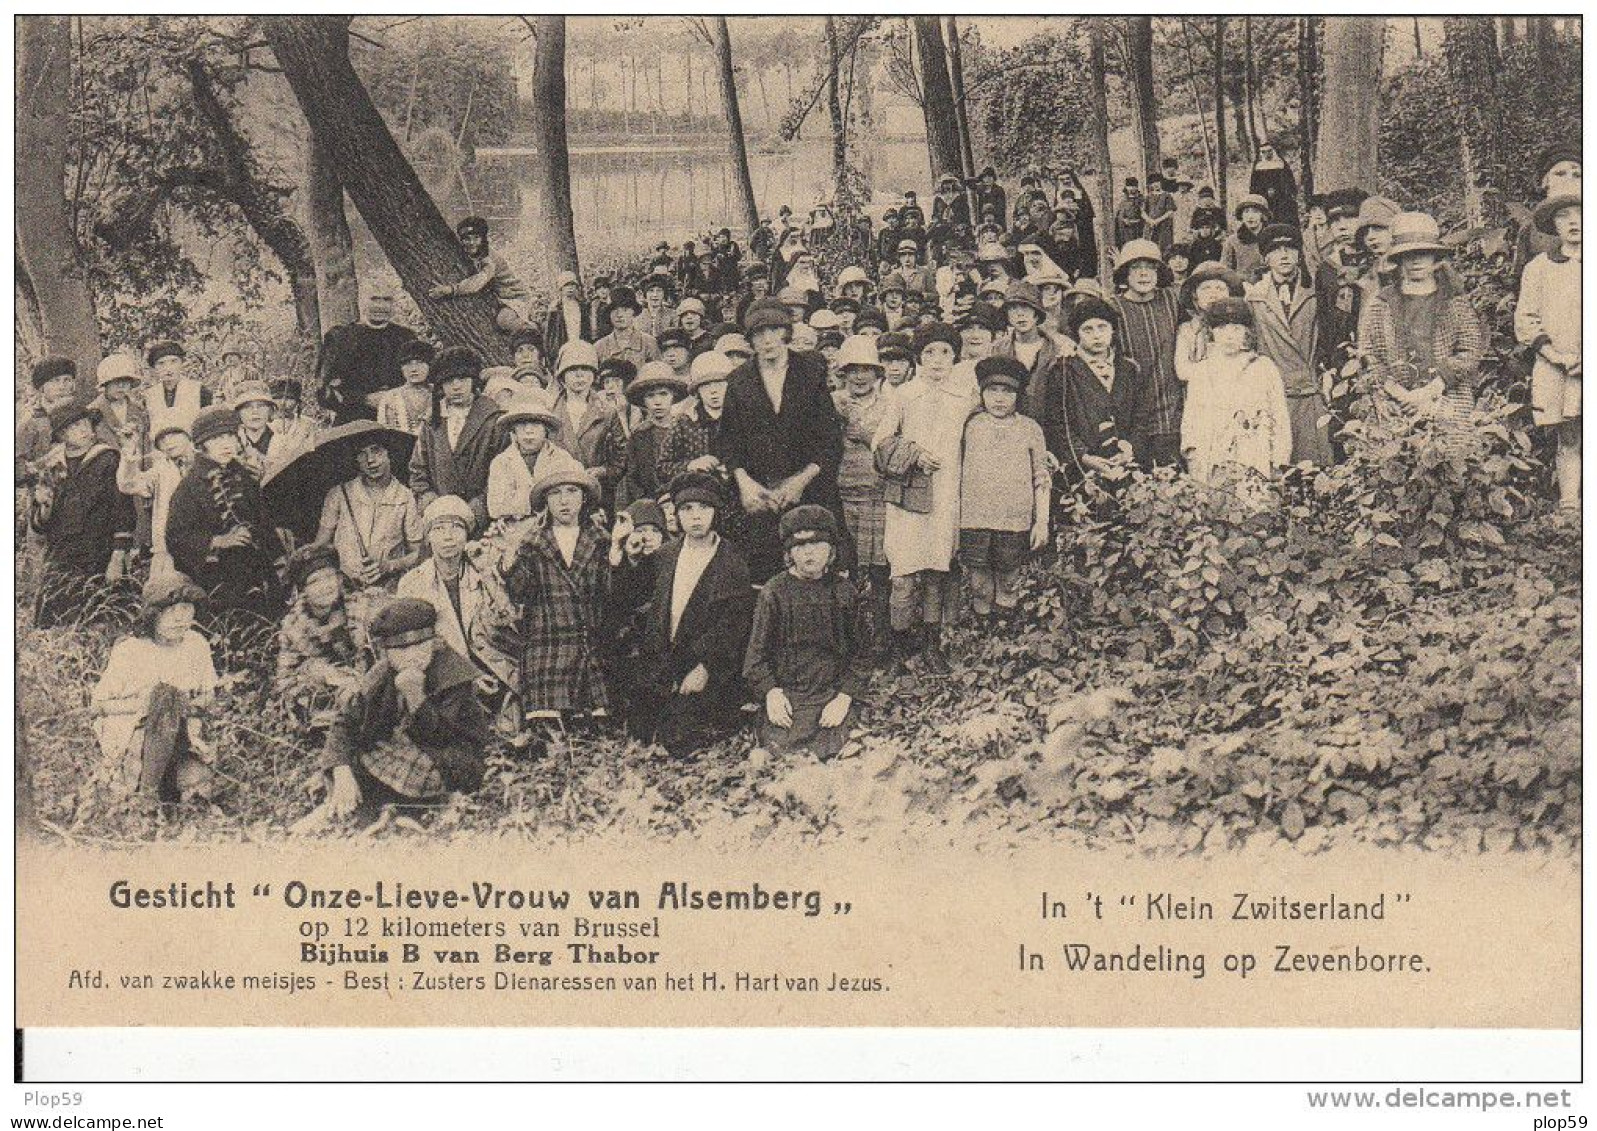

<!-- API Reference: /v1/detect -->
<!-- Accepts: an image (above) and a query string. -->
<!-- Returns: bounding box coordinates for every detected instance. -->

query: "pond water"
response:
[466,135,932,272]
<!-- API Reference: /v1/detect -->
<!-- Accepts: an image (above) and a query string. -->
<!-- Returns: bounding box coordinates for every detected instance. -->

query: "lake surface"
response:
[467,136,932,272]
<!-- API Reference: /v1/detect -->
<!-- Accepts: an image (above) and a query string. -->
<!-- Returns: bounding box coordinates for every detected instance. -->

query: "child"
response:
[314,426,423,592]
[831,336,893,653]
[1175,262,1247,385]
[743,505,871,759]
[617,362,688,509]
[1180,298,1292,505]
[1110,240,1183,467]
[1516,195,1582,514]
[90,575,220,807]
[118,422,194,582]
[1054,299,1154,480]
[632,472,754,753]
[1223,195,1271,281]
[509,328,548,390]
[550,341,624,505]
[876,332,915,387]
[313,598,490,824]
[502,465,612,727]
[375,340,437,436]
[428,216,535,333]
[871,322,978,675]
[142,340,212,447]
[960,358,1051,619]
[487,394,582,520]
[605,498,668,726]
[276,543,372,731]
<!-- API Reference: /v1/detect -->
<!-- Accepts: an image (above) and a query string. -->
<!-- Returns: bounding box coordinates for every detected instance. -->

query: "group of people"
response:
[19,140,1580,827]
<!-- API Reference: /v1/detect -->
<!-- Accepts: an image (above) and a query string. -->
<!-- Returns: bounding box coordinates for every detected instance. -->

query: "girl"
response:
[617,362,688,509]
[832,335,893,653]
[90,575,220,806]
[375,340,437,436]
[1175,263,1247,385]
[1180,299,1292,504]
[960,358,1051,619]
[550,341,624,505]
[486,394,582,520]
[872,322,978,675]
[1516,195,1582,513]
[276,543,372,731]
[502,466,612,728]
[1110,240,1183,467]
[743,505,871,759]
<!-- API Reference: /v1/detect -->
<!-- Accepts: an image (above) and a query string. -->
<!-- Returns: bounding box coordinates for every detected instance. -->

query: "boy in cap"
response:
[166,406,284,622]
[617,362,688,509]
[871,322,978,675]
[410,345,505,528]
[1516,195,1582,512]
[743,504,870,758]
[313,597,490,824]
[30,400,137,628]
[429,216,535,333]
[961,357,1051,619]
[1245,224,1330,467]
[398,495,520,730]
[1111,240,1184,466]
[276,543,372,731]
[503,465,613,729]
[594,286,662,368]
[630,471,753,753]
[375,339,437,436]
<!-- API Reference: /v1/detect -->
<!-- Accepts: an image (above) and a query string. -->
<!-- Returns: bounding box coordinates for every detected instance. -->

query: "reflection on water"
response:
[467,137,931,270]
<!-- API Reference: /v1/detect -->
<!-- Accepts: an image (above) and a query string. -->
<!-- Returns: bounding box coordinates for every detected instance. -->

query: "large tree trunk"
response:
[183,58,321,340]
[1086,21,1116,284]
[16,15,100,391]
[1243,17,1264,151]
[264,16,506,359]
[306,134,358,335]
[1126,16,1161,184]
[825,16,848,195]
[944,16,977,187]
[1178,18,1216,192]
[913,16,962,182]
[1444,16,1506,229]
[1314,17,1383,196]
[712,17,760,237]
[1297,16,1319,200]
[529,16,581,282]
[1214,16,1228,216]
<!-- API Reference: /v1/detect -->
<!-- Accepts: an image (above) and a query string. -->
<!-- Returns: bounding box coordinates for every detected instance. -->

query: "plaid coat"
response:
[504,520,610,713]
[276,592,372,712]
[1356,283,1485,393]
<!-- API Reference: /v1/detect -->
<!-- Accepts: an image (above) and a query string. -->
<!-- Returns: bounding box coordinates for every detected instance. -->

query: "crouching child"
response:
[632,472,754,754]
[89,576,221,808]
[743,505,871,760]
[314,598,490,824]
[276,544,373,733]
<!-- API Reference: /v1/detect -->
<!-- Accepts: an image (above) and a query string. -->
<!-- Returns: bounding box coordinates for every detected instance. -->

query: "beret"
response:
[876,331,913,361]
[455,216,488,238]
[508,329,543,355]
[852,306,888,333]
[32,356,77,388]
[668,469,725,509]
[959,302,1007,334]
[432,345,484,384]
[608,285,640,313]
[1202,296,1255,330]
[190,406,241,447]
[284,543,342,592]
[912,321,962,360]
[780,504,839,550]
[975,356,1030,392]
[624,498,667,533]
[657,326,690,350]
[1067,297,1121,340]
[399,339,437,366]
[744,298,793,334]
[598,358,637,387]
[1537,144,1582,184]
[48,400,101,440]
[370,597,439,648]
[146,340,185,367]
[829,296,861,315]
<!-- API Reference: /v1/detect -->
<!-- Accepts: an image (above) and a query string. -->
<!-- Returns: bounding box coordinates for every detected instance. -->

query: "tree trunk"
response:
[264,16,507,359]
[1444,16,1506,229]
[1297,16,1318,201]
[1087,21,1116,284]
[1178,19,1216,192]
[944,15,977,187]
[913,16,962,182]
[1214,16,1228,215]
[1413,18,1424,57]
[1126,16,1161,184]
[1313,17,1383,196]
[712,17,760,237]
[16,15,100,391]
[755,70,773,131]
[529,16,581,282]
[16,254,48,363]
[1243,17,1263,152]
[825,16,848,195]
[1499,17,1518,48]
[306,133,358,335]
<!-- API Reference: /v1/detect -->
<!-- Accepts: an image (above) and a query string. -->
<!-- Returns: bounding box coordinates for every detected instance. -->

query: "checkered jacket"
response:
[504,520,611,713]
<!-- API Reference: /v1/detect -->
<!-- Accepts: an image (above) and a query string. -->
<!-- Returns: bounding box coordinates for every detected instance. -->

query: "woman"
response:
[1356,212,1485,428]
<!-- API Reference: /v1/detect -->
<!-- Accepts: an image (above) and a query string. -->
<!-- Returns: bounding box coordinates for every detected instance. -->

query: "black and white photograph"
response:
[9,10,1584,1108]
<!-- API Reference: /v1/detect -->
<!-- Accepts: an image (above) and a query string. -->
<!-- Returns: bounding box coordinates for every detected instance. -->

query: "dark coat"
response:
[1057,354,1154,480]
[167,454,284,614]
[31,444,134,576]
[543,300,594,361]
[410,396,504,524]
[504,521,610,713]
[317,321,418,424]
[321,644,488,797]
[720,349,847,580]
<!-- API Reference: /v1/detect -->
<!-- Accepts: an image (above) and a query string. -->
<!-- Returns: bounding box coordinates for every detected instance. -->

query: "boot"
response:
[921,625,953,677]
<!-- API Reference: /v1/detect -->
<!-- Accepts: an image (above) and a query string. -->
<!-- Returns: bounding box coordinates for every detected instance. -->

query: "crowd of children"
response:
[17,142,1580,826]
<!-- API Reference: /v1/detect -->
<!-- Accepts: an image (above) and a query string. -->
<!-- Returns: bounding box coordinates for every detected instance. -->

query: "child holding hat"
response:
[961,357,1051,619]
[743,504,871,759]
